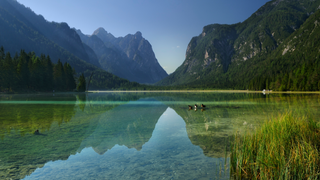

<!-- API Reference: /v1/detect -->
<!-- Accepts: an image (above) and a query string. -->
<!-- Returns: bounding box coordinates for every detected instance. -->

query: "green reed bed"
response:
[231,113,320,179]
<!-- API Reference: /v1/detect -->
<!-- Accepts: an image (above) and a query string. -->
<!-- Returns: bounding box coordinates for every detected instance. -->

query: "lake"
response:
[0,92,319,180]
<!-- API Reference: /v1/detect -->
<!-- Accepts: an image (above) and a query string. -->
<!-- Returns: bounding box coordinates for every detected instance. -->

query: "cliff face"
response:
[115,31,168,83]
[156,0,320,87]
[78,28,168,84]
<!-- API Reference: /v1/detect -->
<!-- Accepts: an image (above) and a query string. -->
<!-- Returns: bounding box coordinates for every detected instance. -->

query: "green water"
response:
[0,92,319,180]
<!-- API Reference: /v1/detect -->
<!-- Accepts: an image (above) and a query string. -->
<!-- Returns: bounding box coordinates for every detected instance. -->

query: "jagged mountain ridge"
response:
[76,29,139,82]
[77,28,168,84]
[2,0,101,68]
[0,0,96,72]
[156,0,320,88]
[0,0,146,90]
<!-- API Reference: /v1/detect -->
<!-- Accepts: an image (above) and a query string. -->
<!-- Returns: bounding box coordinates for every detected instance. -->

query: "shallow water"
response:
[0,92,319,179]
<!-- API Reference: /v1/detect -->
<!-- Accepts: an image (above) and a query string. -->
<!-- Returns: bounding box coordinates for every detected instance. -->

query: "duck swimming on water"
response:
[188,105,193,110]
[201,104,206,108]
[194,104,198,109]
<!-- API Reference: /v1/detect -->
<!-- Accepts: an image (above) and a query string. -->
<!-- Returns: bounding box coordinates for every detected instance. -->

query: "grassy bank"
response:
[231,113,320,179]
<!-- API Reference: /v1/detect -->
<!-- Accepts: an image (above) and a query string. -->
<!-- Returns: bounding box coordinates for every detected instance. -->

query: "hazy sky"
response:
[17,0,270,74]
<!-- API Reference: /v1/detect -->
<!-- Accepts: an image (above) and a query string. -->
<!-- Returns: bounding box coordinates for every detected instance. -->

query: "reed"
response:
[230,112,320,179]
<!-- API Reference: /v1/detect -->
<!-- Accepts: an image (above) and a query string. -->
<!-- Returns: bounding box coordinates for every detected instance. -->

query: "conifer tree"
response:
[0,46,4,60]
[53,59,65,90]
[43,55,53,91]
[17,50,30,89]
[63,62,76,91]
[3,52,15,91]
[29,55,43,90]
[77,73,86,92]
[0,55,3,90]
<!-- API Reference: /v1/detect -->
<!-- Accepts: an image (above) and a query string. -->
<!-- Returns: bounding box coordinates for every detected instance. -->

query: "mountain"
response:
[0,0,143,90]
[76,29,138,83]
[0,1,92,72]
[1,0,101,68]
[77,28,168,84]
[156,0,320,91]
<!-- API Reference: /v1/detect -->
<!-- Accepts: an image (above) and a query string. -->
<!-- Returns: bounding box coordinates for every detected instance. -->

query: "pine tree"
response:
[63,62,76,91]
[43,55,53,91]
[0,54,3,90]
[29,55,43,90]
[53,59,65,91]
[77,73,86,92]
[0,46,4,60]
[2,52,15,91]
[17,50,30,89]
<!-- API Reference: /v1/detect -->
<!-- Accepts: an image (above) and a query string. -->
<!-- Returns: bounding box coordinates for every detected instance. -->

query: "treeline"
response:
[0,47,76,92]
[247,61,320,91]
[82,70,144,91]
[186,60,320,91]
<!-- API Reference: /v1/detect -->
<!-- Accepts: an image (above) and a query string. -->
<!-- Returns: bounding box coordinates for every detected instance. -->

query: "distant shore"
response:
[2,90,319,94]
[87,90,320,94]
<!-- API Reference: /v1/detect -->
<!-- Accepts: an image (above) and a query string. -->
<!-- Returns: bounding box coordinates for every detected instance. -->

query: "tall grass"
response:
[230,112,320,179]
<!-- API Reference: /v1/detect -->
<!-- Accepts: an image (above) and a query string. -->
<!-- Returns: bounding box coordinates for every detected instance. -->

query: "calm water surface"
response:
[0,92,319,180]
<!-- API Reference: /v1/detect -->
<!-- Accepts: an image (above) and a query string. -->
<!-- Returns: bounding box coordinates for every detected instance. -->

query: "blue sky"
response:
[17,0,270,74]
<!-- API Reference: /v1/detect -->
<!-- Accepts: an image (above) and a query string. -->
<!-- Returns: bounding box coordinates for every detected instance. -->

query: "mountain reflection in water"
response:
[0,92,318,179]
[78,98,168,153]
[25,108,226,180]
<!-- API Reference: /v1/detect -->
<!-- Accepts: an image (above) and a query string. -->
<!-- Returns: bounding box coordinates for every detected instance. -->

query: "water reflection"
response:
[0,92,318,179]
[155,93,320,158]
[79,98,168,153]
[24,108,228,180]
[0,94,77,137]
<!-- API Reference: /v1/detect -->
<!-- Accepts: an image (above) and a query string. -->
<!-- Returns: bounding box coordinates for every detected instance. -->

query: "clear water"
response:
[0,92,319,180]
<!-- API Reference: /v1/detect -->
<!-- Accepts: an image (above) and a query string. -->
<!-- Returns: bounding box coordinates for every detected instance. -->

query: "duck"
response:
[201,104,206,108]
[188,105,193,110]
[34,129,40,135]
[194,104,198,109]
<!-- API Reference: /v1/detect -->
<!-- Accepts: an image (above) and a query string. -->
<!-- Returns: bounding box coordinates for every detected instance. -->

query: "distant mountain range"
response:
[0,0,97,71]
[0,0,167,88]
[157,0,320,91]
[2,0,319,90]
[76,28,168,84]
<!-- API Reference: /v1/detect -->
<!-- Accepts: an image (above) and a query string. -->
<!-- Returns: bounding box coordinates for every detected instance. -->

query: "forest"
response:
[0,47,78,92]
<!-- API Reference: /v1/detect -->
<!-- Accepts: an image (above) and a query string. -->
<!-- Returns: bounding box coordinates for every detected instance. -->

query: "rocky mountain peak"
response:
[93,27,107,34]
[78,28,168,84]
[135,31,142,38]
[93,27,116,43]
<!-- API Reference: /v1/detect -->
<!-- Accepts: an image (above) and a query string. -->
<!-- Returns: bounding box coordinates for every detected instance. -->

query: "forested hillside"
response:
[157,0,320,91]
[231,8,320,91]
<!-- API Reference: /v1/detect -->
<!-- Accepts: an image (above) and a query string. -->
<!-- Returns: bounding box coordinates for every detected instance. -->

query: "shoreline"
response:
[87,90,320,94]
[1,90,320,94]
